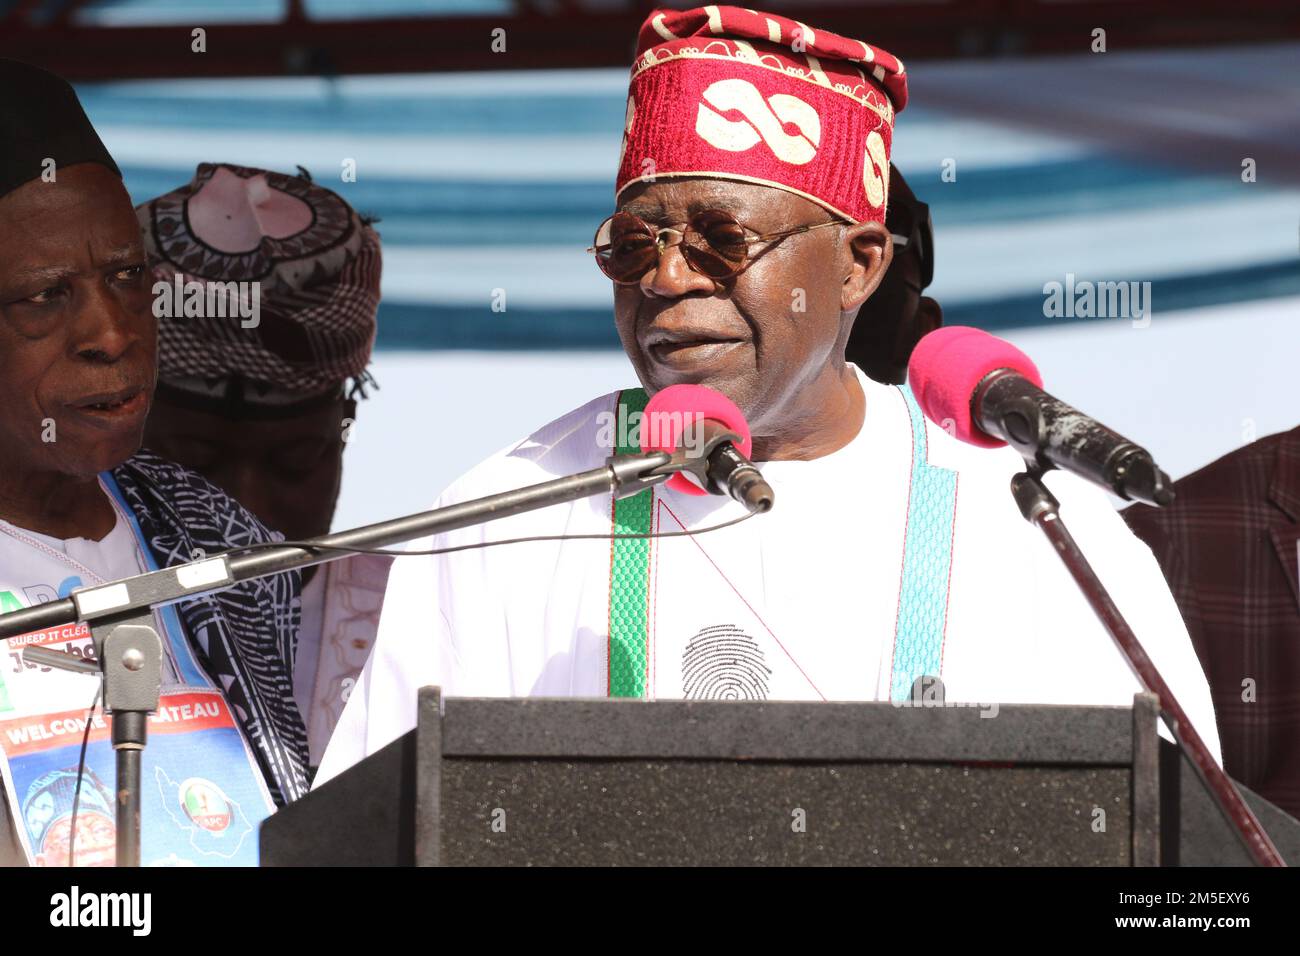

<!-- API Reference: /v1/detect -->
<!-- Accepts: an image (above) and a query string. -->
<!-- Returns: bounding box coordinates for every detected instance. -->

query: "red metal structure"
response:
[2,0,1298,80]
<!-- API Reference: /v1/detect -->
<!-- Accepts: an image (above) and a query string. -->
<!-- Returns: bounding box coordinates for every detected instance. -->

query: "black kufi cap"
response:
[0,58,120,200]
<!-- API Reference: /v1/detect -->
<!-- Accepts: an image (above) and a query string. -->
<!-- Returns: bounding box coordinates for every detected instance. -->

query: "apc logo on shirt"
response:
[695,79,821,165]
[682,624,771,700]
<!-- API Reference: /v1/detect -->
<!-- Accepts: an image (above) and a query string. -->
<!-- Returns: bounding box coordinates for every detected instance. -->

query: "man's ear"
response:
[917,295,943,337]
[841,220,893,314]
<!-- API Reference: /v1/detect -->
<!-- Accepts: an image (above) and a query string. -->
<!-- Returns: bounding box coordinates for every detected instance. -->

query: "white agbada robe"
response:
[315,366,1220,784]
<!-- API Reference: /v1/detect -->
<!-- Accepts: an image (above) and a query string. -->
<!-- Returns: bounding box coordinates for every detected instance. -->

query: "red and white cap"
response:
[615,5,908,224]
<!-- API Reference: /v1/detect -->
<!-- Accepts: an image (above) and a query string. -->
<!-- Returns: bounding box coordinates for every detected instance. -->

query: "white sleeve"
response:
[1046,471,1223,765]
[313,542,460,788]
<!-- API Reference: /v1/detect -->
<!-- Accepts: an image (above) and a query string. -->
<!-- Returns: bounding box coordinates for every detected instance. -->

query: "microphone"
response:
[907,326,1174,507]
[640,384,775,514]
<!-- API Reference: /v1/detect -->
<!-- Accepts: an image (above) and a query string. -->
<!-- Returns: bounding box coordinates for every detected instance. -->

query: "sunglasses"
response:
[588,209,843,284]
[887,195,934,290]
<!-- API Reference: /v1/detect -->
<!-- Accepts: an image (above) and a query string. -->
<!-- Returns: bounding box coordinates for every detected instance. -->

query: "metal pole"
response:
[1011,469,1285,867]
[224,453,672,583]
[0,453,674,644]
[111,712,146,868]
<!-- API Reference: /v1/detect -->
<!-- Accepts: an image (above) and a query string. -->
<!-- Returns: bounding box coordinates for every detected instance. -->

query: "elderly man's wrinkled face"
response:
[612,177,889,436]
[0,164,156,480]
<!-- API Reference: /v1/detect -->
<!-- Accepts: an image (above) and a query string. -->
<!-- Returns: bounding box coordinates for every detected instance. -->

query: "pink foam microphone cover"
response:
[907,326,1044,448]
[641,384,753,495]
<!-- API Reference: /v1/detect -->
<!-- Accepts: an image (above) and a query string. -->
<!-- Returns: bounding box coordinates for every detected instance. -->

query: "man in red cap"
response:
[317,6,1216,783]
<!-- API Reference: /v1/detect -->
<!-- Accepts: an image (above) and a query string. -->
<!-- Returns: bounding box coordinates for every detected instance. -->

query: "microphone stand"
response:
[0,450,676,867]
[1011,466,1286,867]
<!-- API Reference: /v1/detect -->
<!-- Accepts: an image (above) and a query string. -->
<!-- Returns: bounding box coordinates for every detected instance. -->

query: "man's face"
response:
[144,395,352,542]
[611,177,885,435]
[0,164,156,481]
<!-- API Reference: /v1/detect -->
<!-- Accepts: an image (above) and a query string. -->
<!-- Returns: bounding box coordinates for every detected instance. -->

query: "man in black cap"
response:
[845,165,942,385]
[0,59,308,866]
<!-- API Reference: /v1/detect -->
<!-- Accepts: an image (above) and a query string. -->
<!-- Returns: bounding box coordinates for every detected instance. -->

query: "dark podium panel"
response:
[262,688,1300,866]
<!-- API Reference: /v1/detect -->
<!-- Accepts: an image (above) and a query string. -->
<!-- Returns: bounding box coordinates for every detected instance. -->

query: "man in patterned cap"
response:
[0,60,308,865]
[137,163,389,769]
[317,6,1217,784]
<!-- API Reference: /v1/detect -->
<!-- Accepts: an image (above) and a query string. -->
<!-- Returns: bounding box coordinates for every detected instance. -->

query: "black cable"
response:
[226,509,758,561]
[68,682,102,868]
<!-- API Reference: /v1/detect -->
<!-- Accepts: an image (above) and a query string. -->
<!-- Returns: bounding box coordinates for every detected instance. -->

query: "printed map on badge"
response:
[0,691,273,866]
[156,770,255,858]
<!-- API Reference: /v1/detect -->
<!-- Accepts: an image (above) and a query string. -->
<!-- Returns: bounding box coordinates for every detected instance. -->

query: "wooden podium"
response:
[261,688,1300,866]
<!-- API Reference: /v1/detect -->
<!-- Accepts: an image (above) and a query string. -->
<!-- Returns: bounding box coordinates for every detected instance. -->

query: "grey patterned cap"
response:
[137,162,382,399]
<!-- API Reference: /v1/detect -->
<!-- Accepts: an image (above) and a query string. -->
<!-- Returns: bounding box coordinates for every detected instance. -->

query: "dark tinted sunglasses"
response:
[887,195,934,290]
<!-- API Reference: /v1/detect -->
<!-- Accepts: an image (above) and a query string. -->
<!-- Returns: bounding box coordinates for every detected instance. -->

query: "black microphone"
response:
[908,327,1175,507]
[693,419,775,513]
